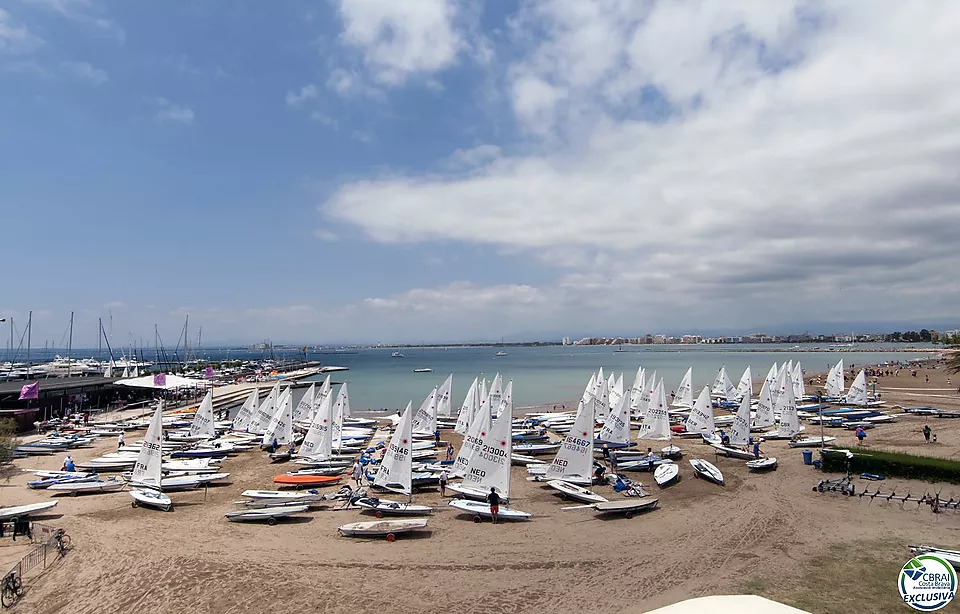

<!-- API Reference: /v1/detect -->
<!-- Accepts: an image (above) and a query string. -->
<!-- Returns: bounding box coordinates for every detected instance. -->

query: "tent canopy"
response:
[114,374,211,390]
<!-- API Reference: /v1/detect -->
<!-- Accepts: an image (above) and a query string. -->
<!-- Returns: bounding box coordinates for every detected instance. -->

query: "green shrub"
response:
[821,448,960,483]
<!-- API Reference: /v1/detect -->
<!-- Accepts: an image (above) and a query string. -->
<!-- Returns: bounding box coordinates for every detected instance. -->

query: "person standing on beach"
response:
[117,432,125,451]
[855,426,866,446]
[923,425,932,443]
[439,469,448,496]
[352,461,363,487]
[486,487,500,524]
[753,439,761,459]
[434,427,441,447]
[445,442,455,461]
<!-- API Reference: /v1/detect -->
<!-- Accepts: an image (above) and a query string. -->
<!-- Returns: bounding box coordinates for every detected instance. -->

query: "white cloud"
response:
[0,8,44,54]
[286,83,318,106]
[16,0,125,42]
[448,144,501,168]
[320,1,960,329]
[154,97,194,124]
[59,60,107,84]
[334,0,472,85]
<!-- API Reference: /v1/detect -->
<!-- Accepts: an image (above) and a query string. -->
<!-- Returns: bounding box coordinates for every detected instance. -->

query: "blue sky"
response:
[2,1,959,347]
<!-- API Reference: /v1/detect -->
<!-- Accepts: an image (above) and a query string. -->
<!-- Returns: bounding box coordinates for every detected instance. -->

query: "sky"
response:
[1,0,959,348]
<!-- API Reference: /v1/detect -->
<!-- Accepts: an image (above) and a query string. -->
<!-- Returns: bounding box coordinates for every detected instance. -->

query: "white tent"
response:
[114,374,211,390]
[641,596,809,614]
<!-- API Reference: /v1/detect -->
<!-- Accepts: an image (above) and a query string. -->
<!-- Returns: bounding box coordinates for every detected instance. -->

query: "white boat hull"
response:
[130,489,172,511]
[546,480,607,504]
[448,499,531,521]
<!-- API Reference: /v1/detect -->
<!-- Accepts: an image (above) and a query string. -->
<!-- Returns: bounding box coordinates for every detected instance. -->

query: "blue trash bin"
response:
[802,449,813,465]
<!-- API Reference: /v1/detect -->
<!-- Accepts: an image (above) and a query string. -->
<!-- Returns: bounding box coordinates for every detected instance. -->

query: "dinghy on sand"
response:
[0,501,58,520]
[689,458,724,485]
[448,499,532,522]
[225,505,309,525]
[130,489,172,511]
[273,474,342,488]
[355,497,434,518]
[338,518,429,540]
[546,479,608,503]
[746,457,778,471]
[47,478,125,495]
[564,498,659,519]
[241,489,324,501]
[654,463,679,487]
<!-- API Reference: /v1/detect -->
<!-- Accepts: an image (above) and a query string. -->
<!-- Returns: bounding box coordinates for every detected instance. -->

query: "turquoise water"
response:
[302,344,938,411]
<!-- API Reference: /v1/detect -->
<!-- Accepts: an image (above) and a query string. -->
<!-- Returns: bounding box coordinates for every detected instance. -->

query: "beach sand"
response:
[3,361,960,614]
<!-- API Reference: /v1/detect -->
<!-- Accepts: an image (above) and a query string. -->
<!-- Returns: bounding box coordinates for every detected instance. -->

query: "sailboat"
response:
[543,399,596,485]
[261,388,294,447]
[683,387,715,437]
[672,368,694,408]
[248,383,280,435]
[411,387,438,436]
[845,369,868,407]
[231,388,260,432]
[435,374,454,419]
[826,360,845,398]
[448,377,499,499]
[597,389,632,448]
[736,366,753,400]
[448,390,532,521]
[754,377,775,429]
[292,383,316,423]
[356,402,433,517]
[638,380,680,458]
[454,377,479,435]
[188,390,216,439]
[129,401,173,511]
[711,390,758,460]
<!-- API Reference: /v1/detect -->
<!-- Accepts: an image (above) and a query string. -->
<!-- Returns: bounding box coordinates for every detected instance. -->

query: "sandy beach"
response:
[3,361,960,614]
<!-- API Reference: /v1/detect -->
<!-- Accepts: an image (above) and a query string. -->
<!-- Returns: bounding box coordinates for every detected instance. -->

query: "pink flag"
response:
[153,373,167,387]
[19,381,39,400]
[204,366,214,379]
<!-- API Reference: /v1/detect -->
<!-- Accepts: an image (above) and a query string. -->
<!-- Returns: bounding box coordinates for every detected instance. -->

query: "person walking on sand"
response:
[352,461,363,487]
[117,432,125,451]
[445,442,454,461]
[486,487,501,524]
[439,469,448,496]
[855,426,867,446]
[434,427,441,447]
[923,424,932,443]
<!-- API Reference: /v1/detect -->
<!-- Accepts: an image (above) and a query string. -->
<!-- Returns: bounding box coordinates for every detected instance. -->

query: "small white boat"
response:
[47,478,125,495]
[354,497,434,517]
[338,518,429,539]
[0,501,58,520]
[569,498,659,518]
[513,443,561,455]
[413,368,433,373]
[863,414,896,424]
[745,457,778,471]
[241,489,324,501]
[511,453,541,466]
[654,463,679,487]
[444,483,507,502]
[788,436,837,448]
[661,444,682,458]
[545,479,608,504]
[448,499,532,522]
[225,505,309,525]
[129,489,172,511]
[689,458,724,485]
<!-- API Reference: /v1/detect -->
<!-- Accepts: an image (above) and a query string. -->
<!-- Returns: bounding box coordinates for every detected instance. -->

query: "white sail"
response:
[462,393,513,497]
[454,377,479,435]
[496,380,513,418]
[104,364,113,377]
[736,366,753,400]
[712,366,734,397]
[231,388,259,432]
[546,398,595,481]
[765,363,779,391]
[772,365,790,416]
[629,366,645,411]
[311,375,332,421]
[826,359,844,397]
[598,387,630,444]
[755,377,775,428]
[412,387,438,435]
[122,366,129,378]
[636,369,656,417]
[593,373,610,423]
[729,389,753,446]
[292,383,315,423]
[436,374,453,418]
[299,391,334,458]
[673,367,693,407]
[452,387,493,477]
[606,372,616,401]
[684,386,715,434]
[846,369,868,406]
[608,373,624,412]
[261,388,293,446]
[479,376,488,406]
[637,380,672,441]
[331,384,348,451]
[189,390,215,438]
[375,401,413,494]
[486,374,503,419]
[778,378,801,436]
[792,361,805,399]
[249,383,279,434]
[132,401,164,487]
[131,366,139,377]
[582,372,597,406]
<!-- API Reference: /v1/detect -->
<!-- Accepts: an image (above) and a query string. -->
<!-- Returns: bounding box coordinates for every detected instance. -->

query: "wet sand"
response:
[3,361,960,614]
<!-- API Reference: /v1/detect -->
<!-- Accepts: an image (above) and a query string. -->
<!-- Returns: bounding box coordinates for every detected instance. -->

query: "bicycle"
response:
[1,571,23,608]
[53,529,71,557]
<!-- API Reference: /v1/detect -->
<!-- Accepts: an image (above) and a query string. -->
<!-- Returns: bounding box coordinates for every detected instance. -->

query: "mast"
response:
[98,317,102,363]
[26,310,32,369]
[67,311,74,377]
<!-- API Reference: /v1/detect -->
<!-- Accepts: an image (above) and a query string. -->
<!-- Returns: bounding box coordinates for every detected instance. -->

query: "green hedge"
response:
[821,448,960,484]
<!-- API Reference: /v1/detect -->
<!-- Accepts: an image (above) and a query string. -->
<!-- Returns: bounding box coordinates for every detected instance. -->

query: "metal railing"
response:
[2,522,63,608]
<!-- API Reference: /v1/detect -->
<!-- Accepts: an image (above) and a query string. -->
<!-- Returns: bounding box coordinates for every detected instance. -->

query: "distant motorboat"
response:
[495,351,508,357]
[391,351,405,358]
[413,368,433,373]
